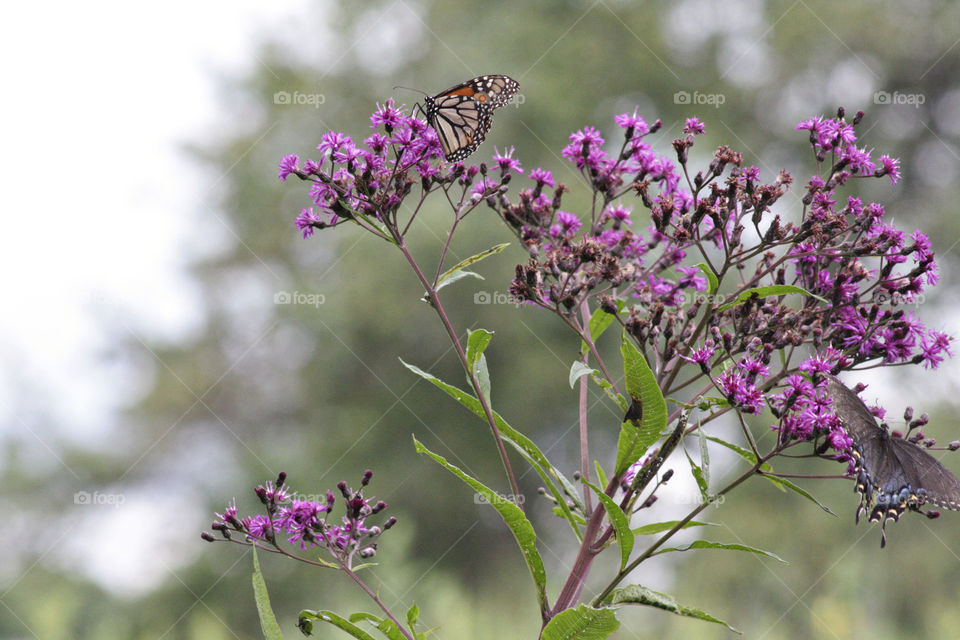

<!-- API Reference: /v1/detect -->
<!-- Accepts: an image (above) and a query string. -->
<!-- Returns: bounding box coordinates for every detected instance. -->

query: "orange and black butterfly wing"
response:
[423,75,519,161]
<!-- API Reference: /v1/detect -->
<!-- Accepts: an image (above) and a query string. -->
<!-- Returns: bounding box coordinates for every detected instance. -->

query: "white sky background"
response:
[0,1,315,595]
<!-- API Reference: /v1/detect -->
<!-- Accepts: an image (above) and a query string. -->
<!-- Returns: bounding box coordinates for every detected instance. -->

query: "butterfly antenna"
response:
[393,85,430,98]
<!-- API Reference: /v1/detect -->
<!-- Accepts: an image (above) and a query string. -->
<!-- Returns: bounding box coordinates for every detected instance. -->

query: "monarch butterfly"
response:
[420,75,520,162]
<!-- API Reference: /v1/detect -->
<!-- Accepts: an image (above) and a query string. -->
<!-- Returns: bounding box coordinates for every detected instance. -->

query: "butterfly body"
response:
[422,75,519,161]
[824,375,960,546]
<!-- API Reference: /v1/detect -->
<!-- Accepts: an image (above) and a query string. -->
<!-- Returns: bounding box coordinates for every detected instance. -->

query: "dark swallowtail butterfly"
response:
[824,375,960,546]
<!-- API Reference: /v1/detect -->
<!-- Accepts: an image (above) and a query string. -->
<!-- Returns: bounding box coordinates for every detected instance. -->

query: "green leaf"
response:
[466,329,493,402]
[716,284,828,311]
[297,610,377,640]
[631,520,716,535]
[348,613,405,640]
[401,359,584,536]
[697,424,710,488]
[593,374,627,410]
[684,447,709,502]
[696,263,719,295]
[583,480,633,570]
[616,336,668,474]
[762,474,836,515]
[433,269,482,294]
[406,604,419,627]
[569,361,598,388]
[605,585,740,634]
[593,460,608,490]
[251,547,283,640]
[703,434,765,468]
[541,605,620,640]
[436,243,509,289]
[414,437,548,612]
[580,301,624,355]
[652,540,787,563]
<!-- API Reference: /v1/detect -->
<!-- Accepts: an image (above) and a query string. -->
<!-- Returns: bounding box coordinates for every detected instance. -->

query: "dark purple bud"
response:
[255,486,268,504]
[662,469,674,483]
[359,546,377,558]
[201,532,215,542]
[338,481,350,498]
[276,472,287,487]
[852,110,865,125]
[599,295,618,315]
[361,470,373,486]
[368,526,382,537]
[903,406,914,422]
[949,441,960,451]
[642,495,658,508]
[372,500,387,514]
[383,516,398,530]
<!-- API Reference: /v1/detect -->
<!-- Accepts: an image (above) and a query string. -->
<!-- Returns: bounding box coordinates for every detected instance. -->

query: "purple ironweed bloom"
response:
[877,154,901,184]
[370,99,406,130]
[295,208,325,238]
[683,117,705,135]
[318,131,354,158]
[717,369,764,414]
[552,211,582,238]
[245,514,274,540]
[493,146,523,174]
[601,204,632,227]
[676,265,707,291]
[278,154,299,181]
[921,331,953,369]
[842,145,876,175]
[680,341,716,366]
[529,167,555,188]
[615,109,650,135]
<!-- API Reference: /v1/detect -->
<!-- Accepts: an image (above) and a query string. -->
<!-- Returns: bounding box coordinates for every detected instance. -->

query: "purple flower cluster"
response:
[278,99,509,240]
[206,472,396,564]
[276,100,952,468]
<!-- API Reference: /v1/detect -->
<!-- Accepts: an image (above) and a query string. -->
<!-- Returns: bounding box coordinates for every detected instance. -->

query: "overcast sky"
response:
[1,0,314,594]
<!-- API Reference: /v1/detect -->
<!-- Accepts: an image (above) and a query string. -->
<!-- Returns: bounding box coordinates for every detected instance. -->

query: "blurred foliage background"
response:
[6,1,960,638]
